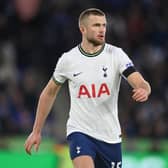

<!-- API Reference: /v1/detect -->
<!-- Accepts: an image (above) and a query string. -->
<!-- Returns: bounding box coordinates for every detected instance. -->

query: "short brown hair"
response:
[79,8,105,26]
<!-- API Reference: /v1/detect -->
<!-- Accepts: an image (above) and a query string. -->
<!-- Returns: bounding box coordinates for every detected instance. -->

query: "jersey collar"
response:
[78,43,105,57]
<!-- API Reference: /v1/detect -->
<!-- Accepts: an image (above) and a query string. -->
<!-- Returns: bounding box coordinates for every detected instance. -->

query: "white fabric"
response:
[53,43,134,143]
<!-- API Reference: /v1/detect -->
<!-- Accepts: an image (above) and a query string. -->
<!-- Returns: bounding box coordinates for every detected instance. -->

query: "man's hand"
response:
[127,72,151,102]
[24,132,41,155]
[132,88,149,102]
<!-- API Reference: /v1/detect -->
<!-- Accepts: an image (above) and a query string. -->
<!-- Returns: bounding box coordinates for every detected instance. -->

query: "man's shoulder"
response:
[104,43,122,55]
[60,45,79,61]
[64,45,79,56]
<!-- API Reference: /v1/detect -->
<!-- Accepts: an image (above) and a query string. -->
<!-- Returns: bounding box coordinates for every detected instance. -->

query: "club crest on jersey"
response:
[78,83,110,98]
[102,66,108,77]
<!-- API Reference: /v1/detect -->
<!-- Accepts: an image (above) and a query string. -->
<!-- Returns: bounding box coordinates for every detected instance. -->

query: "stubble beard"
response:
[87,37,105,46]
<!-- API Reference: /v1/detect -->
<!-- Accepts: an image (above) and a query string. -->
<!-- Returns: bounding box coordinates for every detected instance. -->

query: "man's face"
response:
[82,15,107,46]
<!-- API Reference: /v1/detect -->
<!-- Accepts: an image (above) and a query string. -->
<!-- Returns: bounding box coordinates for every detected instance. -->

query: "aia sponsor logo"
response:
[78,83,110,98]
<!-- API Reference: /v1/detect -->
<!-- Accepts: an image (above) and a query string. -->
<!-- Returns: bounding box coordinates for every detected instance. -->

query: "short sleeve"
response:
[52,54,68,84]
[118,48,135,75]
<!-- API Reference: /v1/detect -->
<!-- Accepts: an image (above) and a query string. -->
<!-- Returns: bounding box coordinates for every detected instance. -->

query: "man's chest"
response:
[67,58,119,98]
[69,59,114,84]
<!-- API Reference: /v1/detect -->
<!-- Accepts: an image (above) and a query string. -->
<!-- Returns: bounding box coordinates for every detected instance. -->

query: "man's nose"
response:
[99,26,106,33]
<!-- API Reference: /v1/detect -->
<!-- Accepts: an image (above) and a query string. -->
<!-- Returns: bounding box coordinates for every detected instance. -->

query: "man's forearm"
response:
[127,72,151,96]
[32,90,57,133]
[32,79,61,134]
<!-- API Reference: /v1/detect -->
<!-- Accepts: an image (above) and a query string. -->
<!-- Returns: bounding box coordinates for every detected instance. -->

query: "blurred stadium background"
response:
[0,0,168,167]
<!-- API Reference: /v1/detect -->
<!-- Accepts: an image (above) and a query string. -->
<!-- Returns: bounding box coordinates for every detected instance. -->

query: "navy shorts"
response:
[67,132,122,168]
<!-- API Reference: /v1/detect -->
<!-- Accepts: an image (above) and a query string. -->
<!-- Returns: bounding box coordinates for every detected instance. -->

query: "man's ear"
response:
[79,25,85,34]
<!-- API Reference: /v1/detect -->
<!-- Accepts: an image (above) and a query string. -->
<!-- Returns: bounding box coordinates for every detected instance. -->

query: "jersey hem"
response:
[66,128,122,144]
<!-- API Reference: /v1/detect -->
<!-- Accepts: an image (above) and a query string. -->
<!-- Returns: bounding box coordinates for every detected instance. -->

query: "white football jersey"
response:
[53,43,134,143]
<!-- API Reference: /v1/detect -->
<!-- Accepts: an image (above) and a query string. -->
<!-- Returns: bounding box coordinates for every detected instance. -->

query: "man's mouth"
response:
[97,35,104,39]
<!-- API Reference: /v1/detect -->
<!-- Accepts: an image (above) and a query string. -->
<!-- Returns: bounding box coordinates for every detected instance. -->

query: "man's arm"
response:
[24,78,61,155]
[127,72,151,102]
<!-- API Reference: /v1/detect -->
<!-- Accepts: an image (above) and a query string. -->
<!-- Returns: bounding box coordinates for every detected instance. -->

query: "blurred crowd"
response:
[0,0,168,142]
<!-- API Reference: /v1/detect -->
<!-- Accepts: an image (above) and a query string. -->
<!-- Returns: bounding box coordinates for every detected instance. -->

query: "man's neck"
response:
[80,41,104,54]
